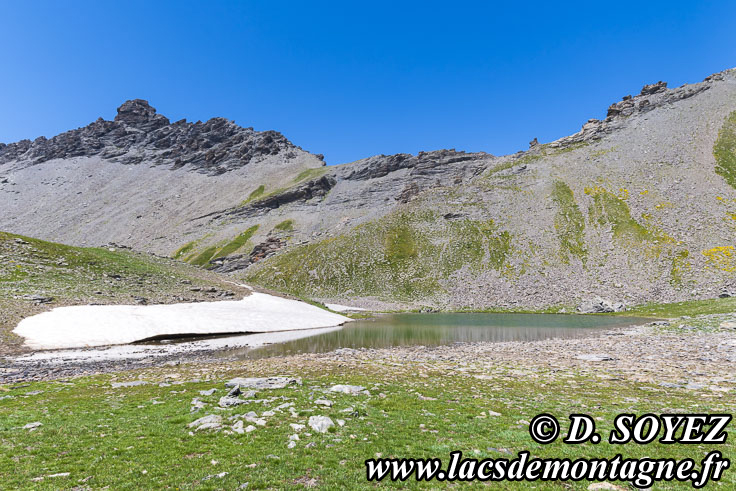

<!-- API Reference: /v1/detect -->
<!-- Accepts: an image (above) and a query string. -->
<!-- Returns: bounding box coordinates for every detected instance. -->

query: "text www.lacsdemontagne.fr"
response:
[365,450,729,488]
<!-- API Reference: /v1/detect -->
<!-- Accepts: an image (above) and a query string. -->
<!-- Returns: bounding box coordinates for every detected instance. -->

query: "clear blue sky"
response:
[1,1,734,164]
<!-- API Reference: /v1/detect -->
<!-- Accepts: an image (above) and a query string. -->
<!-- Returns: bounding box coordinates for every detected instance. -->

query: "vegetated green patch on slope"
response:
[246,211,515,301]
[172,241,196,260]
[212,225,259,260]
[584,185,676,256]
[0,360,732,489]
[0,231,243,353]
[293,166,327,183]
[273,219,294,232]
[714,110,736,189]
[550,181,587,264]
[189,245,219,267]
[239,167,328,207]
[242,184,265,205]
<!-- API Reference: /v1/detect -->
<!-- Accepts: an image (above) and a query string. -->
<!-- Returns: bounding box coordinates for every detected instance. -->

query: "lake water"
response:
[217,312,649,360]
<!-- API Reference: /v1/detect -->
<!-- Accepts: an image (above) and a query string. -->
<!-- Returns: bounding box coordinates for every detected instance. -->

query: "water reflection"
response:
[218,313,648,360]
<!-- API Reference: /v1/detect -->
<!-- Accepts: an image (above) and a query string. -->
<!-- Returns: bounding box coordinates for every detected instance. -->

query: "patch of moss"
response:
[714,110,736,189]
[550,181,587,264]
[212,225,259,260]
[273,219,295,232]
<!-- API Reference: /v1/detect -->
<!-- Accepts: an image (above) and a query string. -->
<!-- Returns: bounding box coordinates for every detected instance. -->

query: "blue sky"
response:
[1,1,734,164]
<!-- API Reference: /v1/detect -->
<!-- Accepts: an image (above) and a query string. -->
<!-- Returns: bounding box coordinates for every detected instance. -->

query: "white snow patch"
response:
[14,326,342,364]
[325,303,366,312]
[14,291,349,350]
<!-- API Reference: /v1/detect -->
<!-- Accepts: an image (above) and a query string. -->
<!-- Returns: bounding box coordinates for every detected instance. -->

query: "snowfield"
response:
[13,291,350,350]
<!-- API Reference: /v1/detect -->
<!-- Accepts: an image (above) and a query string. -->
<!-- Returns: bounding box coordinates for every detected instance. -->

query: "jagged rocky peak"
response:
[0,99,315,175]
[114,99,169,128]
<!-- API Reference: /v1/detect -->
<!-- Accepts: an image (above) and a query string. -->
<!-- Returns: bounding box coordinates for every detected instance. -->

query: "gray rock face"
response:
[577,297,625,313]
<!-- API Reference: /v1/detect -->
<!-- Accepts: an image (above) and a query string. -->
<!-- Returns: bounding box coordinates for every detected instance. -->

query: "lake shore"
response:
[4,312,734,391]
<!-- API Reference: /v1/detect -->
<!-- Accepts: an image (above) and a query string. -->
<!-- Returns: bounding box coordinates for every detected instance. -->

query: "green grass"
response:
[550,181,587,264]
[621,295,736,318]
[173,241,196,260]
[189,246,219,267]
[0,362,731,489]
[212,225,259,260]
[714,110,736,189]
[273,219,294,232]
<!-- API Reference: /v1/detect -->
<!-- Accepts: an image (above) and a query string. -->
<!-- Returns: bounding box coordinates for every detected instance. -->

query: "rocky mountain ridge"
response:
[2,68,736,310]
[0,99,317,175]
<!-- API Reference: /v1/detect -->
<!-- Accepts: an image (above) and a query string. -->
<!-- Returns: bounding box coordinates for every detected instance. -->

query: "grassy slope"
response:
[0,359,732,489]
[245,209,514,303]
[0,231,246,355]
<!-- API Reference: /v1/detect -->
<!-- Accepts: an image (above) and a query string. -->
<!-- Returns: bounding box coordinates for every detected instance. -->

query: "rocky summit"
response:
[2,68,736,311]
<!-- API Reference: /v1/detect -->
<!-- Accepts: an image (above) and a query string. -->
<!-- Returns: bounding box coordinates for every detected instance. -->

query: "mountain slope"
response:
[2,69,736,310]
[244,69,736,309]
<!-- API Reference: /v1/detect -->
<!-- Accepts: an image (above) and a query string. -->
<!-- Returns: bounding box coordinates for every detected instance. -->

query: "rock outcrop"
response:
[0,99,312,175]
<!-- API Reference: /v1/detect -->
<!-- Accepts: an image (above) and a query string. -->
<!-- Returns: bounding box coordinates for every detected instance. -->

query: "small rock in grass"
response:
[289,434,300,441]
[290,423,305,432]
[329,385,367,395]
[188,414,223,432]
[199,389,217,396]
[262,410,275,417]
[191,398,206,412]
[308,415,334,433]
[314,399,333,407]
[337,419,345,427]
[219,396,248,408]
[23,422,42,430]
[111,381,148,388]
[225,377,301,390]
[232,421,245,434]
[287,441,297,449]
[245,425,256,433]
[487,410,502,417]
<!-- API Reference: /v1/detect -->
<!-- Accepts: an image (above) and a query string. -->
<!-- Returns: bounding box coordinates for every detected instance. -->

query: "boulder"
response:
[225,377,301,390]
[577,297,625,313]
[308,415,335,433]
